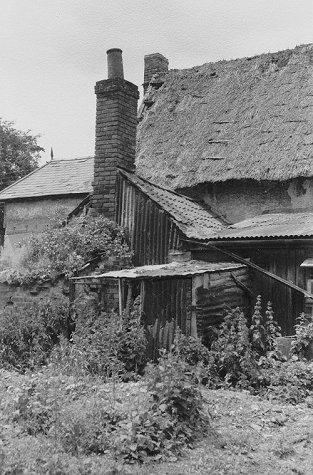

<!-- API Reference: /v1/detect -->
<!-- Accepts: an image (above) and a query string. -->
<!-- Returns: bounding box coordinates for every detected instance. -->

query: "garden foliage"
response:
[51,297,148,380]
[0,291,69,371]
[3,213,132,285]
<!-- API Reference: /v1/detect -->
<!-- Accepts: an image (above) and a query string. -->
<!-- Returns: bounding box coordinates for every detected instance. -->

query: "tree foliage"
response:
[0,119,43,190]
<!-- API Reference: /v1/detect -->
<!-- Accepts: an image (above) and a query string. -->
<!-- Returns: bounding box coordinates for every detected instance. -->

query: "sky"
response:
[1,0,313,164]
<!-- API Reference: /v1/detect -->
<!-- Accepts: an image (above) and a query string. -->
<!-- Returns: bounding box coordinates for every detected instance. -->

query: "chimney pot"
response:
[107,48,124,79]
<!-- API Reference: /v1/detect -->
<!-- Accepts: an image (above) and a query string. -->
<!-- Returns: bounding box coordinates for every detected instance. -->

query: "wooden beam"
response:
[231,272,253,296]
[184,239,313,299]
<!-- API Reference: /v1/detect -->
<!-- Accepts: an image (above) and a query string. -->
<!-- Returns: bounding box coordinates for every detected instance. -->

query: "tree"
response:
[0,119,44,190]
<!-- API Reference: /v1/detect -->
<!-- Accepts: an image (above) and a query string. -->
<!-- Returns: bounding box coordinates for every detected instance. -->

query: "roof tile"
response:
[120,169,226,239]
[0,158,94,200]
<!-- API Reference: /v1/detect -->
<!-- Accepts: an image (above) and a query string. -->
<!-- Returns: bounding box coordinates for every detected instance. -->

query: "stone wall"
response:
[179,177,313,223]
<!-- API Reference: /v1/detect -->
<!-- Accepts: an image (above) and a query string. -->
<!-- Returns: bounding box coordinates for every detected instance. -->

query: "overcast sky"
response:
[1,0,313,164]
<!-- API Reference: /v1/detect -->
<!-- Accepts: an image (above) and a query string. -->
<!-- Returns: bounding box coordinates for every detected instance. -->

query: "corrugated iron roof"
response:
[73,260,246,280]
[120,169,226,239]
[0,157,94,200]
[215,211,313,240]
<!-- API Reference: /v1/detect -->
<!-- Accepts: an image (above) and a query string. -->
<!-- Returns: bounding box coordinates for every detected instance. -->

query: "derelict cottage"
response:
[1,45,313,352]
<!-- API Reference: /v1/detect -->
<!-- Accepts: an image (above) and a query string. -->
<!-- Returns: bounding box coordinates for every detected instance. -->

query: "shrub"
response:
[292,313,313,359]
[209,307,260,388]
[3,213,132,286]
[171,330,211,367]
[260,359,313,404]
[115,350,209,463]
[50,298,148,380]
[0,291,69,371]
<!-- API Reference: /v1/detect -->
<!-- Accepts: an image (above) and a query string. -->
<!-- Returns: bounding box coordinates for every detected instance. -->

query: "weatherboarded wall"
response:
[116,174,183,266]
[192,266,250,346]
[179,177,313,224]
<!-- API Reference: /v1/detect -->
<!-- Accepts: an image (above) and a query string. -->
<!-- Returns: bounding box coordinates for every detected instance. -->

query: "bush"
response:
[260,359,313,404]
[0,291,69,371]
[115,349,209,463]
[208,307,260,388]
[292,313,313,359]
[3,213,132,286]
[50,297,148,380]
[171,330,211,367]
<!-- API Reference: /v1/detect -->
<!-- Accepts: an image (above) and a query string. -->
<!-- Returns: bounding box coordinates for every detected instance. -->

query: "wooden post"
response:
[118,278,123,315]
[191,276,199,338]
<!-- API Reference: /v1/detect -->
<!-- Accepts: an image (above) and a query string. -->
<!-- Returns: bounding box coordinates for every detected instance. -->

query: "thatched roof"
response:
[136,44,313,189]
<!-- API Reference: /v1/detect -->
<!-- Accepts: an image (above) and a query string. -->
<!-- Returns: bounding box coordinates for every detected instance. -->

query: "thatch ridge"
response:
[136,44,313,189]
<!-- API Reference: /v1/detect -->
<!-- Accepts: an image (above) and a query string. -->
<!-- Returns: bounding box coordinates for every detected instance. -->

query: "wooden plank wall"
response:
[249,270,304,336]
[231,245,310,335]
[142,278,192,360]
[116,175,183,266]
[193,267,251,346]
[192,244,311,335]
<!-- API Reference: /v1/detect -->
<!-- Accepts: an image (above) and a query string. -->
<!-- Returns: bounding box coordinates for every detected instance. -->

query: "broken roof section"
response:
[73,260,246,281]
[0,157,94,200]
[214,210,313,240]
[120,169,226,240]
[136,44,313,189]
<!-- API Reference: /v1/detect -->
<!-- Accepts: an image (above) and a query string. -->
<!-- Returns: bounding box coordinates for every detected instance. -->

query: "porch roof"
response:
[73,260,246,282]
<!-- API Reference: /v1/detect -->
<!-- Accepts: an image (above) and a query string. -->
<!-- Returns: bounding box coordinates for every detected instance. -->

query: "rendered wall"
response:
[179,177,313,224]
[2,196,86,258]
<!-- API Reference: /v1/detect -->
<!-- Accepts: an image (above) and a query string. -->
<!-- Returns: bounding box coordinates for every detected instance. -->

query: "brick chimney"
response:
[143,53,169,94]
[91,48,139,220]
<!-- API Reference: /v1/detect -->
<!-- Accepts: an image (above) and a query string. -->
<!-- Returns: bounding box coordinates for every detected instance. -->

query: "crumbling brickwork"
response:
[144,53,169,94]
[91,78,139,220]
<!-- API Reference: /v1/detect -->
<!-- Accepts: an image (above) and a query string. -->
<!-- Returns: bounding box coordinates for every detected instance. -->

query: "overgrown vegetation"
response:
[0,291,70,371]
[0,213,132,285]
[2,292,313,471]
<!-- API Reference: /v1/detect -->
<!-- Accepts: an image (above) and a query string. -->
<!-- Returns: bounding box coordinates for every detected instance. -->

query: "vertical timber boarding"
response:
[141,277,192,361]
[116,174,183,266]
[229,245,309,335]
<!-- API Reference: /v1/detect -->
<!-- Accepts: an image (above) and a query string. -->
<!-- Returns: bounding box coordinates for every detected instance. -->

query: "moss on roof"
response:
[136,44,313,189]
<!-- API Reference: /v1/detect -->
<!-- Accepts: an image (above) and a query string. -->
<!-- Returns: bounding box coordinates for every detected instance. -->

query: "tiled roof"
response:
[120,169,226,239]
[215,211,313,240]
[73,260,246,280]
[0,157,94,200]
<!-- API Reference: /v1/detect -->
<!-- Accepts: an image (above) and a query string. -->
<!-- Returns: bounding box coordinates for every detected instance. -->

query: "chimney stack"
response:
[143,53,169,94]
[91,48,139,220]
